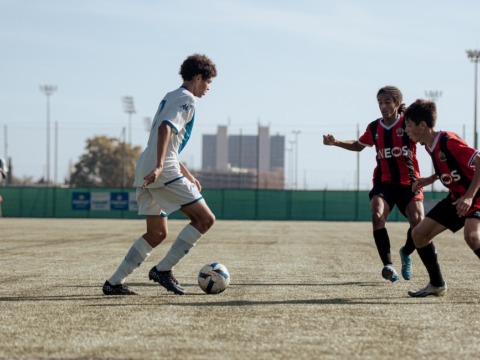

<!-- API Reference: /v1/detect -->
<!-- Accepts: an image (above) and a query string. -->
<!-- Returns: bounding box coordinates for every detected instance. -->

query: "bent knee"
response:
[371,212,386,227]
[145,230,168,247]
[411,227,430,248]
[196,214,215,234]
[464,232,480,250]
[406,202,424,227]
[408,213,423,228]
[203,213,216,232]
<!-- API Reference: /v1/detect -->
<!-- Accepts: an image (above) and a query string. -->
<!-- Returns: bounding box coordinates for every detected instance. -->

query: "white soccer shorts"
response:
[136,177,203,216]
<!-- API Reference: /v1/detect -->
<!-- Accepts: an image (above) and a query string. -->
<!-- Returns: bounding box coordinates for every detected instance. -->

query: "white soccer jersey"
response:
[133,87,196,188]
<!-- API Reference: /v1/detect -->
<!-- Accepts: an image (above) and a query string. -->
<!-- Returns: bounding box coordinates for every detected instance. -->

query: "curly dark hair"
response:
[404,99,437,128]
[179,54,217,81]
[377,86,406,114]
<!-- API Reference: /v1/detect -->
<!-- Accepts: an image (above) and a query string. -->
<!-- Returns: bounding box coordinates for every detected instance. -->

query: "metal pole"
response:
[122,127,127,188]
[122,96,136,146]
[239,128,243,189]
[475,59,478,149]
[3,125,7,161]
[292,130,301,190]
[466,50,480,149]
[54,121,58,185]
[46,94,50,185]
[256,124,260,189]
[129,113,132,145]
[424,90,442,192]
[39,85,57,186]
[356,124,360,191]
[289,140,295,189]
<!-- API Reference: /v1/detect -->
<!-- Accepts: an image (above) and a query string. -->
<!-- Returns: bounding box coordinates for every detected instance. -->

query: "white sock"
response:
[156,224,202,271]
[108,237,153,285]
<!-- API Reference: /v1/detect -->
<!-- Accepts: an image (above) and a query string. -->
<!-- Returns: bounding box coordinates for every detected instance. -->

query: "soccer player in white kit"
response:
[103,54,217,295]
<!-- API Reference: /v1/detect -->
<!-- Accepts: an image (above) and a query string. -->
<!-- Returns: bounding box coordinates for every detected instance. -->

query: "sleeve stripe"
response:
[468,151,479,167]
[162,120,178,134]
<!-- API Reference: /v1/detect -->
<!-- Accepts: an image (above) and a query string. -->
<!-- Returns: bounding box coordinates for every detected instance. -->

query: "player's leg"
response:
[147,216,189,294]
[371,195,391,264]
[143,214,169,248]
[400,199,424,280]
[103,215,168,296]
[409,197,467,296]
[149,178,215,295]
[408,218,447,297]
[370,193,398,282]
[150,200,214,295]
[463,217,480,258]
[156,199,215,272]
[103,188,168,296]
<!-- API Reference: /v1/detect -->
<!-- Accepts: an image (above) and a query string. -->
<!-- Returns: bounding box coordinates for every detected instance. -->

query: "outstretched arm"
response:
[323,134,365,152]
[142,122,171,188]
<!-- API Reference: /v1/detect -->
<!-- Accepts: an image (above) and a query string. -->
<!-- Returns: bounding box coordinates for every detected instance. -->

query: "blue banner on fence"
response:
[72,192,91,210]
[110,192,129,210]
[72,191,137,211]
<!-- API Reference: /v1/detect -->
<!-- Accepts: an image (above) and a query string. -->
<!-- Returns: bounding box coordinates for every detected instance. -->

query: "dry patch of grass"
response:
[1,218,479,359]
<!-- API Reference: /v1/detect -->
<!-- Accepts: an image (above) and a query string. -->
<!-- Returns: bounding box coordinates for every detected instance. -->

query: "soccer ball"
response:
[198,262,230,294]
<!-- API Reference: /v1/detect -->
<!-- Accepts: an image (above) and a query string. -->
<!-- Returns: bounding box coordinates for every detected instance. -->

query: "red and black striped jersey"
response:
[427,131,479,200]
[358,115,420,186]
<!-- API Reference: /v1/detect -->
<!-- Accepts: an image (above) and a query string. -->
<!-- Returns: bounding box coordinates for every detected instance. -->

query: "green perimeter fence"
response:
[0,187,447,221]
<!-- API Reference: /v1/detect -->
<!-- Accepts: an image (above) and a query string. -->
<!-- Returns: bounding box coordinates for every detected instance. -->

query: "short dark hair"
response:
[404,99,437,128]
[179,54,217,81]
[377,86,406,114]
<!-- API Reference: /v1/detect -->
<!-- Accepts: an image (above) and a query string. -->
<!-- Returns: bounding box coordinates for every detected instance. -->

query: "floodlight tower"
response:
[143,117,152,132]
[424,90,442,192]
[122,96,136,145]
[39,85,57,186]
[466,50,480,149]
[424,90,442,104]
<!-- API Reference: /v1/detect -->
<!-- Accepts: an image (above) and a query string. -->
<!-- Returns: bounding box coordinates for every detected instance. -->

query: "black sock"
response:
[402,228,416,256]
[417,242,445,287]
[474,248,480,259]
[373,228,392,266]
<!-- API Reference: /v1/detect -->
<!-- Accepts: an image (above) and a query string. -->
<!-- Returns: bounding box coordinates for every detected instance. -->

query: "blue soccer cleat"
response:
[381,264,399,282]
[399,247,413,280]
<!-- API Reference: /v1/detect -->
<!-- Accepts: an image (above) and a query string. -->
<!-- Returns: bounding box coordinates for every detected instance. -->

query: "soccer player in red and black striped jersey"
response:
[323,86,424,283]
[404,99,480,297]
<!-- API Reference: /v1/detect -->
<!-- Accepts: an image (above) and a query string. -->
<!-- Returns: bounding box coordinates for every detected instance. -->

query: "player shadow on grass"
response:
[170,298,402,306]
[0,295,106,302]
[0,294,465,306]
[89,297,459,307]
[129,281,381,288]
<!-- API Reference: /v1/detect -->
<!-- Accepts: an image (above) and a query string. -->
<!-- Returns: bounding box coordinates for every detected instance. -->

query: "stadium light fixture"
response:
[424,90,442,103]
[466,50,480,149]
[424,90,442,193]
[122,96,136,145]
[39,85,57,186]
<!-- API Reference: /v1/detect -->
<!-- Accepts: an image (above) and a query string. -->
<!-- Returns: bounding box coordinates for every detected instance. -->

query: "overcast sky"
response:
[1,0,480,189]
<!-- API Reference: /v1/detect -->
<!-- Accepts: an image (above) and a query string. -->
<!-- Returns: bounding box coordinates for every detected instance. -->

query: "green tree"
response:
[70,136,141,188]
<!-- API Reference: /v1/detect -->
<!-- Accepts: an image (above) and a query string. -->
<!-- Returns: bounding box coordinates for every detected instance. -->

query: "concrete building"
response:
[197,125,285,189]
